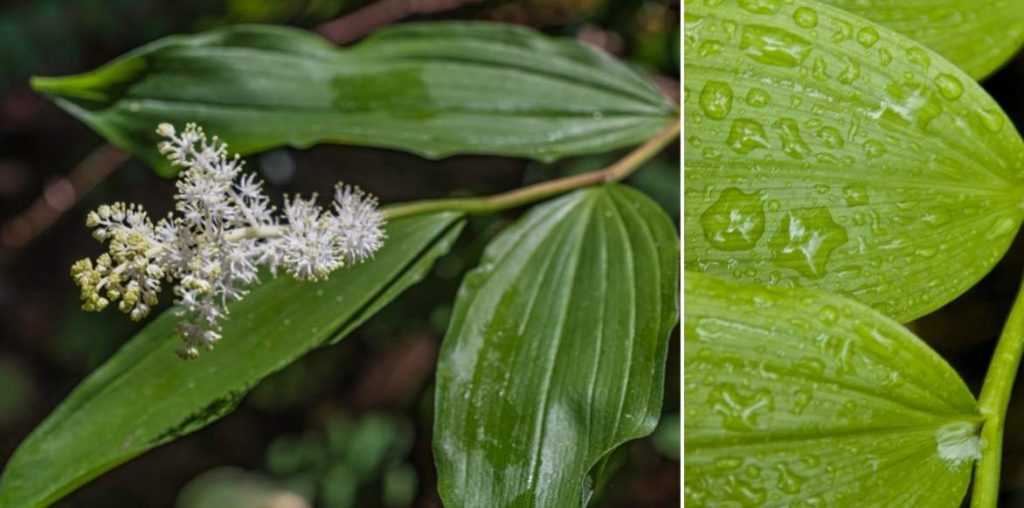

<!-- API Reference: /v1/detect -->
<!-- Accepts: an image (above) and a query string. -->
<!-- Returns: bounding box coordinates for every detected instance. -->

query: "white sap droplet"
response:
[935,421,982,468]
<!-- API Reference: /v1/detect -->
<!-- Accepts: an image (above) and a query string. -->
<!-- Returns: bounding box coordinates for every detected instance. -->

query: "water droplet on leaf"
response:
[700,80,734,120]
[700,187,766,250]
[728,118,770,154]
[769,208,849,278]
[740,25,812,67]
[793,7,818,28]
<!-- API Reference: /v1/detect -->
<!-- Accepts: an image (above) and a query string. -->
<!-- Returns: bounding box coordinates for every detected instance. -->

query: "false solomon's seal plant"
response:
[685,0,1024,507]
[0,20,679,508]
[71,123,385,358]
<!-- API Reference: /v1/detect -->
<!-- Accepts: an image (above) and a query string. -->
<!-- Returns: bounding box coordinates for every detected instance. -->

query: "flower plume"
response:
[72,122,386,359]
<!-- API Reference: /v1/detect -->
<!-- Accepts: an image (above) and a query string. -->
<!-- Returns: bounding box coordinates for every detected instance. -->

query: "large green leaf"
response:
[820,0,1024,79]
[683,0,1024,322]
[0,213,464,508]
[685,271,981,507]
[31,22,676,176]
[434,185,679,507]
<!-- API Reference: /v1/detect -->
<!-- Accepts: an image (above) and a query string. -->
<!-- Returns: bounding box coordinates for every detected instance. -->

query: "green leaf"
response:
[819,0,1024,79]
[0,213,464,508]
[30,23,677,176]
[434,185,679,507]
[684,271,981,507]
[683,0,1024,322]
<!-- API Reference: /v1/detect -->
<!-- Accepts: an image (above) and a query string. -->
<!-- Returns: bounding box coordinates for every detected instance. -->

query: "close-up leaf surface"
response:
[684,271,981,506]
[434,185,679,507]
[684,0,1024,322]
[820,0,1024,80]
[30,22,677,176]
[0,212,464,508]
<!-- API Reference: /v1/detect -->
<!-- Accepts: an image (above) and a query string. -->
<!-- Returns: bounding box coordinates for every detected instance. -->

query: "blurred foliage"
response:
[262,411,417,508]
[0,0,678,506]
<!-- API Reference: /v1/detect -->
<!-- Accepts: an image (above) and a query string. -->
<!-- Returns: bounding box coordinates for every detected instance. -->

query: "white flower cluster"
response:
[71,123,386,359]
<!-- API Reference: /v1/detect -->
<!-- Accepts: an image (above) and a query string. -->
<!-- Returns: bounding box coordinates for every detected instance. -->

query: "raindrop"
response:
[769,208,849,278]
[700,80,734,120]
[738,0,781,14]
[700,187,767,250]
[831,19,853,43]
[811,57,829,81]
[708,383,774,431]
[699,40,724,57]
[863,140,886,159]
[870,80,942,130]
[774,118,810,159]
[836,58,861,85]
[842,184,869,206]
[740,25,812,67]
[906,46,931,69]
[879,48,893,66]
[977,107,1005,132]
[816,126,844,148]
[933,73,963,100]
[856,27,879,47]
[793,7,818,28]
[727,118,770,154]
[776,464,805,494]
[745,88,771,107]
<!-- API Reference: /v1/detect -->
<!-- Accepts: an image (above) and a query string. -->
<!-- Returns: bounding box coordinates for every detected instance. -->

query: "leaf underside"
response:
[820,0,1024,80]
[31,22,677,175]
[434,185,679,508]
[683,0,1024,322]
[0,213,464,508]
[684,271,980,507]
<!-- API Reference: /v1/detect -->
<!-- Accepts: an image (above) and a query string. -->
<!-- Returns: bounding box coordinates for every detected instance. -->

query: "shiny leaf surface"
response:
[685,271,981,507]
[31,23,676,175]
[0,213,464,508]
[684,0,1024,322]
[821,0,1024,79]
[434,185,679,507]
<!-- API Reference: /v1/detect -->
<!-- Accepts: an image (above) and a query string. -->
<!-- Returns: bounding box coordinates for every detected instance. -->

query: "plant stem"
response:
[382,119,680,220]
[216,119,678,241]
[972,276,1024,508]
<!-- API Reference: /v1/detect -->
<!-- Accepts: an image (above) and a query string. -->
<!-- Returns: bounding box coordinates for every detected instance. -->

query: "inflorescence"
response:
[71,123,386,359]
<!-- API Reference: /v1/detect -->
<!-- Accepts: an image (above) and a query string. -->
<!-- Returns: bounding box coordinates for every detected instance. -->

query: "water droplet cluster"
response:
[685,273,981,506]
[684,0,1024,322]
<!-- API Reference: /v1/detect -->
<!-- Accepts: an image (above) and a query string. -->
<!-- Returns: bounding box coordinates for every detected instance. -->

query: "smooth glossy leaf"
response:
[683,0,1024,322]
[0,213,464,508]
[434,185,679,507]
[820,0,1024,79]
[31,23,677,175]
[684,271,981,507]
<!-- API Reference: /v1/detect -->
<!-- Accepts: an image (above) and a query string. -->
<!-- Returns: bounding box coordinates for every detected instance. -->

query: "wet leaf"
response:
[434,185,679,507]
[30,23,676,176]
[0,213,464,508]
[684,271,981,507]
[820,0,1024,79]
[684,0,1024,322]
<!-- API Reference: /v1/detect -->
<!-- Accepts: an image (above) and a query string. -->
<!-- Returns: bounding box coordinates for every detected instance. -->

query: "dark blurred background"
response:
[0,1,680,507]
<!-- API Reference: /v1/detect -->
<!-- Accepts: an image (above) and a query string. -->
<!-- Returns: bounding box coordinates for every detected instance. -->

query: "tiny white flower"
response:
[71,123,387,359]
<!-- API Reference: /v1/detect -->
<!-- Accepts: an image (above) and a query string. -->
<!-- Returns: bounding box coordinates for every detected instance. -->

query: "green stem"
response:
[972,277,1024,508]
[382,119,680,220]
[212,119,679,241]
